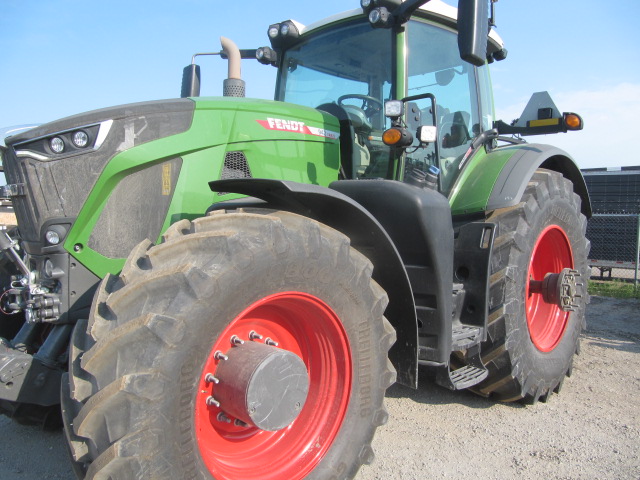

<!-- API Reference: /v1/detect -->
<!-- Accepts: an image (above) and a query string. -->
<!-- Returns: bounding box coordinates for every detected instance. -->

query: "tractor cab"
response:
[272,1,505,194]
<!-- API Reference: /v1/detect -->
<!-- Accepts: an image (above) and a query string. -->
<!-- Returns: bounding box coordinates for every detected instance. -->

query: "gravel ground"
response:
[0,295,638,480]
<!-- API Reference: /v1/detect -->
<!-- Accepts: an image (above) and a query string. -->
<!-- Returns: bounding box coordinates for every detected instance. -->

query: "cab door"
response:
[403,18,493,195]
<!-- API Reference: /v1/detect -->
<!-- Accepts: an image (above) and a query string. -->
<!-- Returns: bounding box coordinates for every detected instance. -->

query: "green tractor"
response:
[0,0,589,478]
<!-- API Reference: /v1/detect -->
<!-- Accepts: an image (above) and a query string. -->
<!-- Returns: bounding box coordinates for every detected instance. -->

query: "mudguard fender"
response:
[486,144,592,217]
[209,178,419,388]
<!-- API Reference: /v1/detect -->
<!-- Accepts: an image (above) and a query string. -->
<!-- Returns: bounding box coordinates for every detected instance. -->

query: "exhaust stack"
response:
[221,37,246,97]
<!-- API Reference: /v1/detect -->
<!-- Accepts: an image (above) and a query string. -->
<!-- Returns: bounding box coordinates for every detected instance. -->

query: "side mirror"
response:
[181,64,201,98]
[457,0,490,67]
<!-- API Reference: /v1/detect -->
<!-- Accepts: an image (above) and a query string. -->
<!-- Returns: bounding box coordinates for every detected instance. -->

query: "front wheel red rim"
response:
[526,225,574,352]
[194,292,352,480]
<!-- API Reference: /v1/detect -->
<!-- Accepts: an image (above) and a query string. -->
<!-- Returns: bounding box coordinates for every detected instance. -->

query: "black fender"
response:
[209,178,419,388]
[486,144,592,218]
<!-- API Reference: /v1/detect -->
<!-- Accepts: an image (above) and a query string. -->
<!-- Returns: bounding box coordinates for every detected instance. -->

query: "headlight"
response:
[49,136,65,154]
[13,119,112,161]
[72,130,89,148]
[45,229,61,245]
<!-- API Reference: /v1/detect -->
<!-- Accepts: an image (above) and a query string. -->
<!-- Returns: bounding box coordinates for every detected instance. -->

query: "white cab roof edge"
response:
[292,1,503,49]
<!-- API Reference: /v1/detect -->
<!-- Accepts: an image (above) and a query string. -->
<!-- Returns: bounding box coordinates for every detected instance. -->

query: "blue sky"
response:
[1,0,639,168]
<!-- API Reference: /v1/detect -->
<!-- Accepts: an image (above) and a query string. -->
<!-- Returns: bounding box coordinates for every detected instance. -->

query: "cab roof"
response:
[294,0,504,51]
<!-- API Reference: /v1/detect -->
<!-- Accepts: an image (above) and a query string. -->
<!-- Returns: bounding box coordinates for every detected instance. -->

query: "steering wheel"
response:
[338,94,383,116]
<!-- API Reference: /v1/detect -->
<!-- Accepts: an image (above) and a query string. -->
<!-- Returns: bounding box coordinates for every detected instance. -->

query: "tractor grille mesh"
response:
[218,151,252,195]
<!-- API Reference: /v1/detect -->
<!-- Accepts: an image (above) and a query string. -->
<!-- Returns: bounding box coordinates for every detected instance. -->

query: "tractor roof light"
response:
[492,48,508,62]
[256,46,278,66]
[268,24,280,40]
[360,0,401,13]
[383,127,413,147]
[268,20,301,49]
[369,7,393,28]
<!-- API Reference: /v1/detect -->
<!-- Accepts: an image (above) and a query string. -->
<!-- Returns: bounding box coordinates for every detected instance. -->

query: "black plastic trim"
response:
[331,180,454,367]
[0,343,63,406]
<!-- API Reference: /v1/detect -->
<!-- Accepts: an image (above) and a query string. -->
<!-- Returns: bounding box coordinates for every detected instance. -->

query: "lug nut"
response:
[234,419,249,428]
[265,337,278,347]
[249,331,263,341]
[204,373,219,384]
[214,351,228,361]
[206,396,220,408]
[217,412,232,423]
[230,335,244,346]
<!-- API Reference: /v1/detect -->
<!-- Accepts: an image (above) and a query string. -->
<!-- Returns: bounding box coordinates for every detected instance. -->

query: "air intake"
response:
[218,151,252,195]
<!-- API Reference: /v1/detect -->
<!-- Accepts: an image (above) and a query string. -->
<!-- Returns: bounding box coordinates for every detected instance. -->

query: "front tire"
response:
[475,169,590,403]
[63,209,396,479]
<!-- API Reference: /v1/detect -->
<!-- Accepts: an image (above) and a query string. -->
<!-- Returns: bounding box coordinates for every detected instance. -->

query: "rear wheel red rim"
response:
[526,225,574,352]
[194,292,351,480]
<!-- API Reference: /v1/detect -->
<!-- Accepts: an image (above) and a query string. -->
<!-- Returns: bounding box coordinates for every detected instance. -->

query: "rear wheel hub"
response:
[526,225,583,352]
[529,268,582,312]
[213,341,309,431]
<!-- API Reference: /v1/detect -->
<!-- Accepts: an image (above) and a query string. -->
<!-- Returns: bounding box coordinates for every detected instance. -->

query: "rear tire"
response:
[63,209,396,479]
[475,169,589,403]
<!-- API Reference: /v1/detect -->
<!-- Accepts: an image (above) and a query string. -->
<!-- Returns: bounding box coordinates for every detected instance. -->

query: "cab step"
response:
[451,324,482,351]
[447,365,488,390]
[435,344,488,391]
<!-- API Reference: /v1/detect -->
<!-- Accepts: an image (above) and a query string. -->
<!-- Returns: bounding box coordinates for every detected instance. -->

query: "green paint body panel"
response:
[448,145,521,216]
[64,97,342,278]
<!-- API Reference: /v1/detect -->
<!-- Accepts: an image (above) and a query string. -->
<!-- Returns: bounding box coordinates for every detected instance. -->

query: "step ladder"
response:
[435,325,488,390]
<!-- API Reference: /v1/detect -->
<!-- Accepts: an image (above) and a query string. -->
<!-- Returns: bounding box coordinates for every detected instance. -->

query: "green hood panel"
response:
[194,97,341,145]
[64,97,342,277]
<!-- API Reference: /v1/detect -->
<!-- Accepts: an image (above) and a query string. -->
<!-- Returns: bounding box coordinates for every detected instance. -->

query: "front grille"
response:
[3,99,195,247]
[3,139,116,244]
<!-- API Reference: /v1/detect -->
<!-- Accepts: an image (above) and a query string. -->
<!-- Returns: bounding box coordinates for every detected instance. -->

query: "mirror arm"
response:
[393,0,433,25]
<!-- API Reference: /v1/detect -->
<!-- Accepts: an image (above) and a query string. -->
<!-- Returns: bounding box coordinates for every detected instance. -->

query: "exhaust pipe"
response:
[220,36,246,98]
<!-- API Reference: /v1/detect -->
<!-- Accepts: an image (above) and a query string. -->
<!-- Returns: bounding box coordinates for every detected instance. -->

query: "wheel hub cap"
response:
[529,268,583,312]
[214,341,309,431]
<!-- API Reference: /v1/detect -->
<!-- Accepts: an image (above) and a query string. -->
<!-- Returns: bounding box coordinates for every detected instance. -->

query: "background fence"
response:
[586,213,640,285]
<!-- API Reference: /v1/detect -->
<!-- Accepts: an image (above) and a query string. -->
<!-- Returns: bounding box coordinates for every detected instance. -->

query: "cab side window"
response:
[406,19,481,194]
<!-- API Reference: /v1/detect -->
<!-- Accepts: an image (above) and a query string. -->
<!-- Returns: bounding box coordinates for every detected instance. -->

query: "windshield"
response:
[277,20,395,179]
